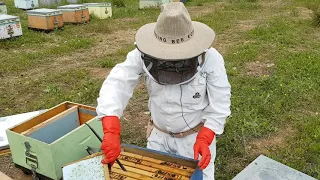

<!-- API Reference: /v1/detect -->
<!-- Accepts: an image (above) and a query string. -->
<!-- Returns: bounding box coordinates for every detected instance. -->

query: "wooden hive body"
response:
[0,15,22,39]
[63,144,203,180]
[84,3,112,19]
[57,4,90,23]
[27,9,64,30]
[14,0,39,10]
[6,102,103,180]
[0,2,7,14]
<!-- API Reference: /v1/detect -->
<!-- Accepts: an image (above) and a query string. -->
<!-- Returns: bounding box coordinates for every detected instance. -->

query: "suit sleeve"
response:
[202,50,231,135]
[96,49,144,118]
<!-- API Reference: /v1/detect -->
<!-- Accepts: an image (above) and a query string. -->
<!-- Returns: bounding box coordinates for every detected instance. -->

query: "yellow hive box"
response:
[84,3,112,19]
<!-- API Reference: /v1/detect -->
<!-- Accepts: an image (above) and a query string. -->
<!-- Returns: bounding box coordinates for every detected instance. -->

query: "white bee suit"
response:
[97,48,231,180]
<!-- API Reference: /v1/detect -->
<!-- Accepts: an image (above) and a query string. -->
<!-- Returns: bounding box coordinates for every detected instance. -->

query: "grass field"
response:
[0,0,319,179]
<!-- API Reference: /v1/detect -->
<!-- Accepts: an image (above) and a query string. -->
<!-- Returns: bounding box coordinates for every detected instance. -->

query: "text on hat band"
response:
[154,30,194,44]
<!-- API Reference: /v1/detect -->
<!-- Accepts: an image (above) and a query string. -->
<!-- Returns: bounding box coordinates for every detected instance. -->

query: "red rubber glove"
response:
[101,116,121,165]
[193,126,215,170]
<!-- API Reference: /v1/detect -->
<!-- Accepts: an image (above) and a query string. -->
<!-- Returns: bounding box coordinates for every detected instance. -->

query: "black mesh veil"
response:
[141,53,200,85]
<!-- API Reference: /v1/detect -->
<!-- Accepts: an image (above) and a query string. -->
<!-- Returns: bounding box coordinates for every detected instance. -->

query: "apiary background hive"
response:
[57,4,90,23]
[84,3,112,19]
[0,2,7,14]
[0,14,22,39]
[27,8,64,30]
[14,0,39,10]
[38,0,61,7]
[139,0,171,9]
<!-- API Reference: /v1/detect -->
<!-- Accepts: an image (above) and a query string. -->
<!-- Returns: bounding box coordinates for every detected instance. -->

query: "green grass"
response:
[0,0,320,179]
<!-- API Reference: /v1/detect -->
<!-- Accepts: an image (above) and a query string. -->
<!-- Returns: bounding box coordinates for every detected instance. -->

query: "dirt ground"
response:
[0,154,32,180]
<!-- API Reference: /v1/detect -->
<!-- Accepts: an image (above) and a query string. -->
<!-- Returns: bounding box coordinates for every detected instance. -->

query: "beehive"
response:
[27,9,64,30]
[6,102,103,180]
[139,0,170,9]
[84,3,112,19]
[14,0,38,10]
[0,15,22,40]
[0,2,7,14]
[63,144,203,180]
[66,0,78,3]
[57,4,90,23]
[38,0,61,7]
[139,0,185,9]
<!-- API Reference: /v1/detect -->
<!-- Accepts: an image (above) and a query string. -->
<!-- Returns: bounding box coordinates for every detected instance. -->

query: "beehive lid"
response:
[27,8,62,16]
[84,2,111,7]
[232,155,317,180]
[0,2,5,5]
[0,14,19,21]
[57,4,88,11]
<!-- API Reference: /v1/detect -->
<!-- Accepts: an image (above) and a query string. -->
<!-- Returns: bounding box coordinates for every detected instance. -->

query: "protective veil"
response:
[141,53,200,85]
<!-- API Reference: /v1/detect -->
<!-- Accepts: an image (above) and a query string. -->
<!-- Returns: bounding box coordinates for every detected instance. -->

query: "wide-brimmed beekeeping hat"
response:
[135,2,215,60]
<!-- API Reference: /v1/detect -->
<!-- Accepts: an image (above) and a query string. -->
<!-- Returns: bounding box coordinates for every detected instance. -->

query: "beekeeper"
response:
[96,2,231,179]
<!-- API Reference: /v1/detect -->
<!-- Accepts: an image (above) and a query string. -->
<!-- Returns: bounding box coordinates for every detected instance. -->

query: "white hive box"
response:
[0,2,7,14]
[38,0,61,6]
[84,3,112,19]
[139,0,171,9]
[0,15,22,39]
[14,0,39,10]
[66,0,78,3]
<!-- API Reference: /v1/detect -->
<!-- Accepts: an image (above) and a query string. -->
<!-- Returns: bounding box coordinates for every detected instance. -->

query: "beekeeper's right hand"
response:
[101,116,121,165]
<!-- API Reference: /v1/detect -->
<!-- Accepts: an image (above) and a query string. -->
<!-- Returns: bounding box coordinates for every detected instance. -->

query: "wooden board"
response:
[103,155,111,180]
[0,171,13,180]
[0,149,11,156]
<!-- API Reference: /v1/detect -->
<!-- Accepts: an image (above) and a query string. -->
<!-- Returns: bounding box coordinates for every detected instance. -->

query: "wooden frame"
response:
[63,144,203,180]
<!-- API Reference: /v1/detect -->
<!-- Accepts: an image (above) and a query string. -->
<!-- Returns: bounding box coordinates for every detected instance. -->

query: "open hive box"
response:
[6,102,103,180]
[63,144,202,180]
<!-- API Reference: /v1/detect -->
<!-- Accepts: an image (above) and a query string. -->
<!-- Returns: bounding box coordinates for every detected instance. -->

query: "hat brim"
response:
[135,21,215,60]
